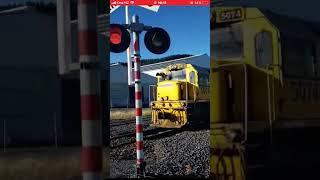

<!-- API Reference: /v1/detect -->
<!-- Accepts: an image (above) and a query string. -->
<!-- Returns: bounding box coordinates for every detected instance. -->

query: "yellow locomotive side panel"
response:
[243,8,320,124]
[242,8,282,125]
[279,79,320,121]
[209,7,320,125]
[210,7,280,179]
[211,7,282,125]
[210,6,320,179]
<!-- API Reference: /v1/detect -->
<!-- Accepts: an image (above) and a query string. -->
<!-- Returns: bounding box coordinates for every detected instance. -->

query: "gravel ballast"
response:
[110,116,210,178]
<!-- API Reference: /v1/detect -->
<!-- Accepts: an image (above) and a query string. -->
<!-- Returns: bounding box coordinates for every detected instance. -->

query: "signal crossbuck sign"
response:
[139,5,160,12]
[110,5,120,13]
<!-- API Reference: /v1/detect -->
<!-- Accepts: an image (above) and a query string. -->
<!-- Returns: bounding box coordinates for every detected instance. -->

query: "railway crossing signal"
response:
[110,5,161,86]
[110,24,170,54]
[110,14,170,178]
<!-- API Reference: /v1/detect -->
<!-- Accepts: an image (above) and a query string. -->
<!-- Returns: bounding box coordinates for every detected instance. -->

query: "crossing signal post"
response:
[131,15,145,178]
[110,14,170,178]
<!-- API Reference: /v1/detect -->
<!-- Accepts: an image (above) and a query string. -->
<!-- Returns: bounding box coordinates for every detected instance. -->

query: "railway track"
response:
[110,115,151,126]
[111,127,174,140]
[110,115,184,148]
[110,114,209,150]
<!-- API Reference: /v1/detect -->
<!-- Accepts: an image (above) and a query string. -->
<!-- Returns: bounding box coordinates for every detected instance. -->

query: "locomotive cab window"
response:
[255,31,273,69]
[189,71,195,84]
[211,22,243,60]
[167,69,186,81]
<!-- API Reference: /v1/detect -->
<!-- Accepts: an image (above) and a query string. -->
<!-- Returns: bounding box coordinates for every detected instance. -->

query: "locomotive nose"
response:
[157,82,182,101]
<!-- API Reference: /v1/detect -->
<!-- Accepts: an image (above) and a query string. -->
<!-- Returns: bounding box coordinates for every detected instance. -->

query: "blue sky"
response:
[110,6,210,63]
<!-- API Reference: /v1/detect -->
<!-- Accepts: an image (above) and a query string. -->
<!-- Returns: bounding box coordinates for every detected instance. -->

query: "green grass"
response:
[110,108,151,120]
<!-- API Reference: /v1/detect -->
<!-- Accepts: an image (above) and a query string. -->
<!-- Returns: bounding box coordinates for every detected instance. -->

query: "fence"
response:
[0,112,80,152]
[110,83,155,108]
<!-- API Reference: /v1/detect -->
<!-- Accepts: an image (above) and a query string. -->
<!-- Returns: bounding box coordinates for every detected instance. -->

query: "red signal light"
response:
[110,24,131,53]
[110,26,122,45]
